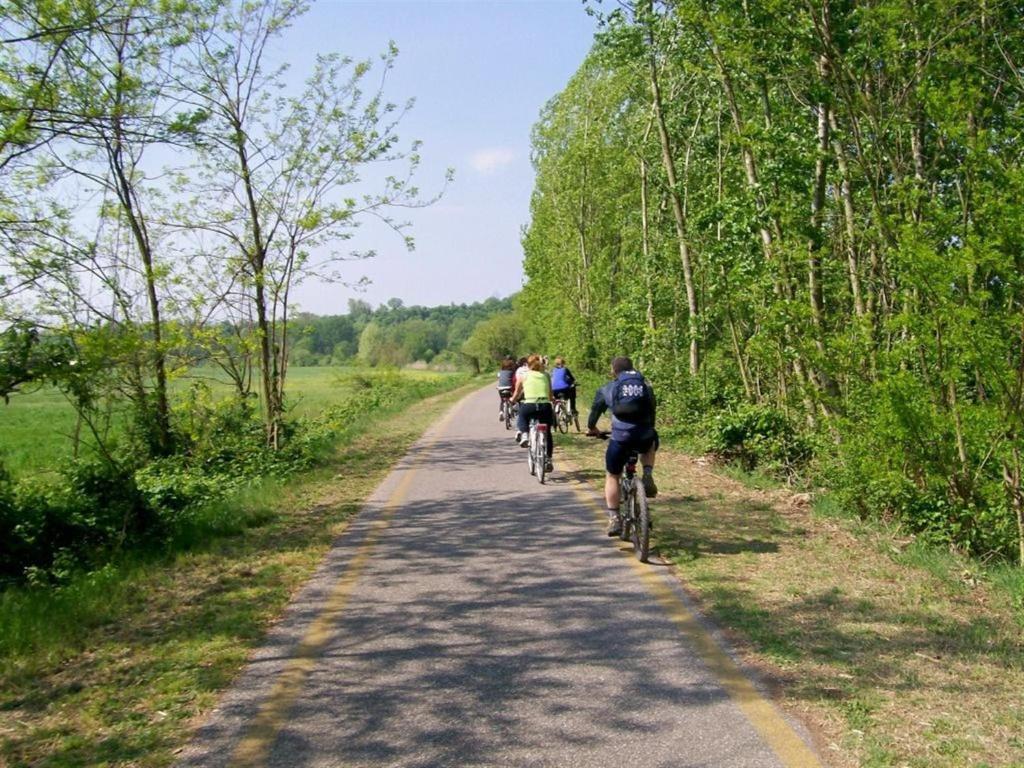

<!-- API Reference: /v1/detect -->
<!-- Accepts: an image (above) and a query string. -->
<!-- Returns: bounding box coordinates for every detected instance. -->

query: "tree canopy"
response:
[522,0,1024,563]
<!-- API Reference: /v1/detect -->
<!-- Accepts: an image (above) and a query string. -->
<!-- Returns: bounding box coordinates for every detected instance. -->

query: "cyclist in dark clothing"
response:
[496,356,516,418]
[550,356,578,417]
[586,356,659,536]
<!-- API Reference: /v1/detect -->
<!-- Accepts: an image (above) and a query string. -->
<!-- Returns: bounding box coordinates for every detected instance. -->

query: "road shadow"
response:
[181,475,771,767]
[177,390,821,767]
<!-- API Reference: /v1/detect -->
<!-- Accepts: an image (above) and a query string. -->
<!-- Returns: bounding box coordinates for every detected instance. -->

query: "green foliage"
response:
[523,0,1024,562]
[706,406,811,479]
[1,454,152,584]
[288,298,514,368]
[0,323,75,403]
[0,370,466,585]
[460,312,529,371]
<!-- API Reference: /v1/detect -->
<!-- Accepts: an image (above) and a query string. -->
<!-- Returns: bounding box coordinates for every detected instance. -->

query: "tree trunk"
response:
[705,27,817,422]
[108,21,171,454]
[639,154,657,339]
[807,62,838,401]
[647,20,699,376]
[829,111,866,319]
[714,100,753,401]
[232,117,279,448]
[1003,446,1024,567]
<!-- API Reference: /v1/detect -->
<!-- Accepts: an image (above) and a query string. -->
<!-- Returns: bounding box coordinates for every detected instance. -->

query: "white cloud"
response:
[470,147,515,174]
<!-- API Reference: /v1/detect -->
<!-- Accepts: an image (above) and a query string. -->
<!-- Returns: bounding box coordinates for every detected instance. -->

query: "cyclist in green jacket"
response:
[511,353,554,471]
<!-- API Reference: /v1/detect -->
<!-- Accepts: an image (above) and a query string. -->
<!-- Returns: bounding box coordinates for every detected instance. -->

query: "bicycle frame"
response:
[553,394,578,433]
[620,450,650,561]
[500,393,514,429]
[586,431,648,560]
[527,419,549,484]
[617,451,639,539]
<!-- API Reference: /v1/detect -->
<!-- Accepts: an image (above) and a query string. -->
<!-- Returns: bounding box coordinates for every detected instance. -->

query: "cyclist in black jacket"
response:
[586,356,659,536]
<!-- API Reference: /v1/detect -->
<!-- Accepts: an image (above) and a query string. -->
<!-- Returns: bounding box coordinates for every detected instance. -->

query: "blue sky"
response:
[281,0,599,314]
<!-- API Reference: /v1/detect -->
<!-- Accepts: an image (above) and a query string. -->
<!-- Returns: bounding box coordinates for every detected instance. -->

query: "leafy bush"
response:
[829,468,1017,559]
[706,405,812,478]
[0,455,157,583]
[1,370,466,583]
[819,374,1019,559]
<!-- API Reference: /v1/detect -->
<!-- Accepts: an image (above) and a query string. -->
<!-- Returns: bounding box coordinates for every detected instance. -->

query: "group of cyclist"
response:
[496,353,659,536]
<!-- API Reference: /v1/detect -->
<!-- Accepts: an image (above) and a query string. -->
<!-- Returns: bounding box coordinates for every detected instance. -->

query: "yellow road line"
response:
[564,462,822,768]
[229,400,465,767]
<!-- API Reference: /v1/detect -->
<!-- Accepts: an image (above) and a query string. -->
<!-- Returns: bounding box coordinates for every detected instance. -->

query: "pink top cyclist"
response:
[513,356,530,388]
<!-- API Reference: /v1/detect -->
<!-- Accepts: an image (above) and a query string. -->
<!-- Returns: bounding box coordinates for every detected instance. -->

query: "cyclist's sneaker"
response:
[544,460,553,472]
[514,431,521,442]
[606,515,622,537]
[519,434,529,448]
[642,472,658,498]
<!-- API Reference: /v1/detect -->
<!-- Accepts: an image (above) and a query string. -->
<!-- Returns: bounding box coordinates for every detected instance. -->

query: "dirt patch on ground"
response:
[557,434,1024,768]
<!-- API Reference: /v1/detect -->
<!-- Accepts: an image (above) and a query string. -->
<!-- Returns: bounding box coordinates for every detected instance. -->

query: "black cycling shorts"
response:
[605,431,659,475]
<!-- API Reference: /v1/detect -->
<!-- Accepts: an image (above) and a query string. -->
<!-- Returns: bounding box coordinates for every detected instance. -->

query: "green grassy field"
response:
[0,385,81,481]
[0,366,459,480]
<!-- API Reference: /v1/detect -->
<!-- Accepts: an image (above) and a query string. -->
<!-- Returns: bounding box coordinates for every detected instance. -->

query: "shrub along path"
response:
[556,433,1024,768]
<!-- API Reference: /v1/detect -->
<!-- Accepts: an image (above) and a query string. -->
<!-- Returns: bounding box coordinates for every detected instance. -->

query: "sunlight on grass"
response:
[0,366,460,479]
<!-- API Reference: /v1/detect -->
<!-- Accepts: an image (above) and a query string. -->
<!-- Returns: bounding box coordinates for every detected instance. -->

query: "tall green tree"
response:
[2,0,210,456]
[526,0,1024,562]
[177,0,443,446]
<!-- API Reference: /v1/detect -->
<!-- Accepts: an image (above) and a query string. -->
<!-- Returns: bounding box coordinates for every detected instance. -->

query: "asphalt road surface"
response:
[179,386,821,768]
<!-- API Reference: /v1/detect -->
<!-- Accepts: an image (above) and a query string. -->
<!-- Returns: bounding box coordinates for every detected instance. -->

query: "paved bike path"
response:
[179,386,820,768]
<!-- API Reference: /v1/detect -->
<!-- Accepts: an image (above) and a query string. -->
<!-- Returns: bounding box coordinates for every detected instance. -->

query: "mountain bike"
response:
[526,418,550,484]
[590,432,651,562]
[553,393,580,433]
[499,390,516,430]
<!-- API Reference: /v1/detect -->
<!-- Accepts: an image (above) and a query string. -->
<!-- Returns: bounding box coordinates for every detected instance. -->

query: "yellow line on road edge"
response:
[564,464,821,768]
[229,400,465,768]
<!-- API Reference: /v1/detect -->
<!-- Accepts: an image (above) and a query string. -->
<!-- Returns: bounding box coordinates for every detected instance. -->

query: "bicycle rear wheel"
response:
[503,401,512,430]
[527,426,536,476]
[535,430,547,484]
[631,482,650,562]
[618,482,631,542]
[555,402,569,433]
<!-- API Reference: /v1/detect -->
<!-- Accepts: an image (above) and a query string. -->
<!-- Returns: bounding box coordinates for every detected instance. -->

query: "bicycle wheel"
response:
[527,426,536,476]
[618,482,631,542]
[503,401,512,430]
[631,481,650,562]
[535,430,547,484]
[555,402,569,433]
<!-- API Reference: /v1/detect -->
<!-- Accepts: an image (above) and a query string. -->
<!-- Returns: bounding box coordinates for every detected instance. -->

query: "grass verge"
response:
[0,378,479,768]
[557,429,1024,768]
